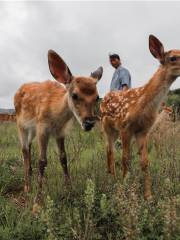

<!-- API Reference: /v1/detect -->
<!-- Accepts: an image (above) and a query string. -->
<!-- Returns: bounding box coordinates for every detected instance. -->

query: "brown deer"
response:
[149,105,173,157]
[0,113,16,122]
[14,50,103,200]
[152,104,173,128]
[100,35,180,199]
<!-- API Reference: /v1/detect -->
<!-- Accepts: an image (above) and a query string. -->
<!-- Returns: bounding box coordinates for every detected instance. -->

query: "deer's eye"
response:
[96,95,100,102]
[72,93,79,100]
[169,56,177,62]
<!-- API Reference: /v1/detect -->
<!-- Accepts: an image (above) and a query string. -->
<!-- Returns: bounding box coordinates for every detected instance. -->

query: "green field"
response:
[0,121,179,240]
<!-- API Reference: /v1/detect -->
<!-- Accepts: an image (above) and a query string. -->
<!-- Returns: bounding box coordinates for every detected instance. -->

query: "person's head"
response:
[109,53,121,68]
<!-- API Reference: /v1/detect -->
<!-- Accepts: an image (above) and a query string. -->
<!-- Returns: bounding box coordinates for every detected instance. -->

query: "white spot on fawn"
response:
[124,103,129,108]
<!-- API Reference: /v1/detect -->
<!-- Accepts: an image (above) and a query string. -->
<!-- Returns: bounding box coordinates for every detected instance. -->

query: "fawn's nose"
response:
[83,117,96,131]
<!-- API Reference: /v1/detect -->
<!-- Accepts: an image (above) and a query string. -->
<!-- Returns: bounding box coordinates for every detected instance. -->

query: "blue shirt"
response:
[110,66,131,91]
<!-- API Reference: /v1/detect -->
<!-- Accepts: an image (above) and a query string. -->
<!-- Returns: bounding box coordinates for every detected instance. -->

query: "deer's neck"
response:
[66,92,82,126]
[55,92,73,123]
[142,67,176,113]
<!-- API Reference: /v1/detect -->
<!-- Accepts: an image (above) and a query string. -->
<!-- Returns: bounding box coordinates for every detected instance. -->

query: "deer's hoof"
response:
[64,176,72,189]
[32,193,43,215]
[108,170,116,179]
[24,184,30,193]
[144,192,153,201]
[32,203,41,216]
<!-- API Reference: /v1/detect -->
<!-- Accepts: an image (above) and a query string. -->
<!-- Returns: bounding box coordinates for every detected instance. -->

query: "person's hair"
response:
[109,54,120,60]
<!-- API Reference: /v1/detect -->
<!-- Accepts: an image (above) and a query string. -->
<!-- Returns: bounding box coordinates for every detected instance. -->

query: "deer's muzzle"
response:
[83,117,96,131]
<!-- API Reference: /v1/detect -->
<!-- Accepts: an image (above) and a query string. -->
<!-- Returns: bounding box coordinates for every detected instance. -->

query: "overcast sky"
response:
[0,1,180,108]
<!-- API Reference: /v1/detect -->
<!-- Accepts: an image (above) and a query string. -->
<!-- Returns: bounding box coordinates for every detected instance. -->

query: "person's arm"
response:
[120,69,131,91]
[110,73,120,91]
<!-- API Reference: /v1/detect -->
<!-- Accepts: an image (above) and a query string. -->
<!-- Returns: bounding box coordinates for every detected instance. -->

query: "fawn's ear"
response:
[90,66,103,82]
[48,50,73,84]
[149,35,165,63]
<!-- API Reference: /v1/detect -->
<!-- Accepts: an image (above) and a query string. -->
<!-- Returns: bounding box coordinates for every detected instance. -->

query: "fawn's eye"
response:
[72,93,79,100]
[169,56,177,62]
[96,95,100,102]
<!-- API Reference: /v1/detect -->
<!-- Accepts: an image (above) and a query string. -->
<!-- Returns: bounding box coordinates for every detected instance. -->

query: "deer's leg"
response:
[22,145,31,193]
[105,130,118,176]
[28,143,32,176]
[107,136,115,175]
[18,126,32,193]
[56,137,70,183]
[27,129,35,176]
[136,133,152,200]
[121,131,132,178]
[37,128,49,194]
[102,118,118,176]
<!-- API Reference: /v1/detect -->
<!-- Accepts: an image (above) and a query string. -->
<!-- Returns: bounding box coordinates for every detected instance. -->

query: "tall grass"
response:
[0,121,179,240]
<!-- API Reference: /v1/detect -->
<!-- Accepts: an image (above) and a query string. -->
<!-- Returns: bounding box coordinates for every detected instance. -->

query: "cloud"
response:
[0,1,180,108]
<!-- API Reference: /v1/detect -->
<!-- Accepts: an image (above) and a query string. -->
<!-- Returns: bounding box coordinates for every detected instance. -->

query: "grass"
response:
[0,121,179,240]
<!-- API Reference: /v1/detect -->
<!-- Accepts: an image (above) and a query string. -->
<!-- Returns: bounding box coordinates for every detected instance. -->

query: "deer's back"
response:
[100,87,157,133]
[14,80,67,124]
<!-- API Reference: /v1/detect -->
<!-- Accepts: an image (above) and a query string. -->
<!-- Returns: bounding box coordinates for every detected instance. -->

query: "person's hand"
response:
[122,85,128,91]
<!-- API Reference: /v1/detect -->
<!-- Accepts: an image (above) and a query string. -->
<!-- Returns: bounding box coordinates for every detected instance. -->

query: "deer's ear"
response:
[48,50,73,84]
[90,66,103,82]
[149,35,165,63]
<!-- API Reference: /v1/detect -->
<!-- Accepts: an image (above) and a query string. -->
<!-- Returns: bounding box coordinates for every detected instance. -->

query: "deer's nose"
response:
[83,117,96,131]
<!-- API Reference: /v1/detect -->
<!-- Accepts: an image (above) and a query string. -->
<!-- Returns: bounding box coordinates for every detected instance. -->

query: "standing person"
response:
[109,53,131,91]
